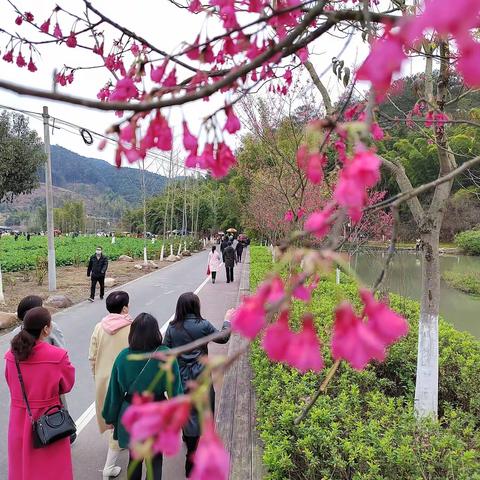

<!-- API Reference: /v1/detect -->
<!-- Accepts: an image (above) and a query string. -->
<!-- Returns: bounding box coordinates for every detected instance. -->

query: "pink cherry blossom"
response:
[190,417,229,480]
[188,0,202,12]
[15,15,23,25]
[53,22,63,39]
[331,302,385,370]
[141,113,173,152]
[266,276,285,304]
[56,73,67,86]
[40,19,50,33]
[66,32,77,48]
[182,121,198,152]
[262,311,294,362]
[109,77,138,102]
[25,12,34,22]
[425,110,434,128]
[360,289,409,346]
[16,53,26,68]
[185,152,199,168]
[211,142,237,178]
[224,106,241,134]
[306,152,327,184]
[297,207,305,219]
[232,293,266,339]
[284,315,324,373]
[357,34,406,95]
[457,35,480,87]
[2,49,14,63]
[27,57,37,72]
[284,210,294,222]
[93,42,104,56]
[296,145,308,169]
[122,395,191,457]
[131,43,140,56]
[304,205,335,239]
[163,68,177,87]
[198,143,215,170]
[371,123,384,140]
[151,60,168,83]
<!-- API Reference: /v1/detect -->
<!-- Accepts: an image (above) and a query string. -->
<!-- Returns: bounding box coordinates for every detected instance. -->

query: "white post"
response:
[43,106,56,291]
[184,241,187,252]
[143,246,148,265]
[160,244,164,262]
[177,243,182,256]
[111,235,115,244]
[0,264,5,305]
[203,238,206,248]
[336,268,341,284]
[170,244,173,256]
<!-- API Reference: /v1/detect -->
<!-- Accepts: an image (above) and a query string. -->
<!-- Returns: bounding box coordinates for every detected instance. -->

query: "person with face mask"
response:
[87,246,109,302]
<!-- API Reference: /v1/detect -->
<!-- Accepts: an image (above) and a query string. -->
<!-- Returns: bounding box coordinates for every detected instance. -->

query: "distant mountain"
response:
[38,145,168,204]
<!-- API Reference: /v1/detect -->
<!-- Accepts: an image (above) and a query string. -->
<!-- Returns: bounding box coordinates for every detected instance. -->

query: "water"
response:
[350,249,480,339]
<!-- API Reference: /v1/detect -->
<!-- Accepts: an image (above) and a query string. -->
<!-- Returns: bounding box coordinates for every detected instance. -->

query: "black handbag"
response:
[15,358,77,449]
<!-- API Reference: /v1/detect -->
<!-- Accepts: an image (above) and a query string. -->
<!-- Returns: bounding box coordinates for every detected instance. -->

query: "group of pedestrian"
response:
[5,290,232,480]
[208,236,247,284]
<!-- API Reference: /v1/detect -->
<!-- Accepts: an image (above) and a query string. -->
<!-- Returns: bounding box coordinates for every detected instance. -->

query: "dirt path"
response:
[0,258,173,316]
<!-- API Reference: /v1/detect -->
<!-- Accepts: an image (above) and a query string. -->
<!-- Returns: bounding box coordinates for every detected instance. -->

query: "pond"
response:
[349,249,480,339]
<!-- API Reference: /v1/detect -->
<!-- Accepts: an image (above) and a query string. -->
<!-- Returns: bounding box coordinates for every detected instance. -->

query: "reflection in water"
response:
[350,250,480,339]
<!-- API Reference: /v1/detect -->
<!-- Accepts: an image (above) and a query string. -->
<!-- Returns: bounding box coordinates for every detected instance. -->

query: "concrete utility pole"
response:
[42,106,56,291]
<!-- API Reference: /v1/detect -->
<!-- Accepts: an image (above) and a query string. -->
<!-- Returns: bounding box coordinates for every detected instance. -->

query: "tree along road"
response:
[0,250,242,478]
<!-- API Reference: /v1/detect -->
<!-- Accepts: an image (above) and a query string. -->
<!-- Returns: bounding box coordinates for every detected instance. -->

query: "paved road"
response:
[0,249,246,479]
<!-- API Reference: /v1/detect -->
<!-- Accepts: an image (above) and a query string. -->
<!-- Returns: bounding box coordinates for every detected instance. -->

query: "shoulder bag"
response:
[15,358,76,449]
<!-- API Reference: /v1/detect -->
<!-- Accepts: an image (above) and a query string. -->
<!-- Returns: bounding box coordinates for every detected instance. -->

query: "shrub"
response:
[249,246,480,480]
[455,230,480,255]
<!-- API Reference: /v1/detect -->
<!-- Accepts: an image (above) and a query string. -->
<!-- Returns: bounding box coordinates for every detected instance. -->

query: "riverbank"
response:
[365,241,461,255]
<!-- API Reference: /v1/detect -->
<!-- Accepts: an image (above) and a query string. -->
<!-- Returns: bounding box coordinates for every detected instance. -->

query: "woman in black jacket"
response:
[163,292,232,477]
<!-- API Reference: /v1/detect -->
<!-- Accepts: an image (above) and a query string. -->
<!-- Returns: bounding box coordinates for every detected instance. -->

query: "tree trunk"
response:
[415,227,440,418]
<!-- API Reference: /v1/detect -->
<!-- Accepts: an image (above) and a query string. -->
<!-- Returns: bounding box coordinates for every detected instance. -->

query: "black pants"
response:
[184,385,216,476]
[237,251,242,262]
[225,266,234,283]
[90,276,105,299]
[128,452,163,480]
[211,271,217,282]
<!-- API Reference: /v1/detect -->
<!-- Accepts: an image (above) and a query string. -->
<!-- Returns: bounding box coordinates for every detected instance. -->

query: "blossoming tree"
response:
[2,0,480,477]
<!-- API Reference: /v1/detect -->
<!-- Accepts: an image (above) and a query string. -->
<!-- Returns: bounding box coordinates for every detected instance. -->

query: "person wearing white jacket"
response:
[207,245,222,284]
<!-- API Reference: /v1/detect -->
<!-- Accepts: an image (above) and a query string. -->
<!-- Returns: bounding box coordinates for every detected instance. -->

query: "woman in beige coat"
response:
[89,291,132,479]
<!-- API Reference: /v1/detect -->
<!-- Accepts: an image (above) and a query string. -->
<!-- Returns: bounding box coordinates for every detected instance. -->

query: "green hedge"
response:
[249,246,480,480]
[455,230,480,255]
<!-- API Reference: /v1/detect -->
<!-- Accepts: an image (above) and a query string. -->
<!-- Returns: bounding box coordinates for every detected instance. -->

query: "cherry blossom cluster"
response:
[231,266,408,373]
[122,395,229,480]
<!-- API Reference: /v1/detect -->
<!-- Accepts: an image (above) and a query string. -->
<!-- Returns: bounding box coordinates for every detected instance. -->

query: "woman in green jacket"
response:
[102,313,183,480]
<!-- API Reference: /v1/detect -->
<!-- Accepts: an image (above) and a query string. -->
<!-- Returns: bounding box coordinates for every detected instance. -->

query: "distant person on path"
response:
[163,292,232,477]
[87,246,108,302]
[223,241,236,283]
[5,307,75,480]
[26,233,30,241]
[220,236,229,256]
[89,291,133,479]
[235,240,244,263]
[208,245,222,284]
[103,313,183,480]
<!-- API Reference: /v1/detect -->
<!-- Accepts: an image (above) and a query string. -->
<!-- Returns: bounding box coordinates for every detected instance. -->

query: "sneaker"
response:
[88,297,94,302]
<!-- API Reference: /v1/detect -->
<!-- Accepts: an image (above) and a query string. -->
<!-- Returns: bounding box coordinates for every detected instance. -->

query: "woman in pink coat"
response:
[5,306,75,480]
[208,245,222,284]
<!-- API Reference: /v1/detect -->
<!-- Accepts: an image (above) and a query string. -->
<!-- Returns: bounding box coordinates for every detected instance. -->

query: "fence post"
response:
[170,244,173,256]
[160,244,164,262]
[177,243,182,256]
[0,264,5,305]
[336,268,341,284]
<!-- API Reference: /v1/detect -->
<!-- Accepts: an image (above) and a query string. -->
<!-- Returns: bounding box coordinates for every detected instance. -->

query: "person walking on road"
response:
[163,292,232,477]
[103,313,183,480]
[89,291,133,479]
[207,245,222,284]
[87,246,108,302]
[223,241,236,283]
[220,236,229,256]
[235,240,244,263]
[5,307,75,480]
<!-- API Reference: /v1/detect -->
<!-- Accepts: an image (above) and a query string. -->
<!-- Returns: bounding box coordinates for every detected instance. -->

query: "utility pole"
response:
[43,106,56,291]
[140,160,148,265]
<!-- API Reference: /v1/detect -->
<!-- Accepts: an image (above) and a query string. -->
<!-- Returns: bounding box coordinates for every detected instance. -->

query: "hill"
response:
[37,145,168,204]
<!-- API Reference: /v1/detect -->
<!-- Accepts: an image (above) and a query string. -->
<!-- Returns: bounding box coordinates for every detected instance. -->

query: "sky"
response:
[0,1,424,177]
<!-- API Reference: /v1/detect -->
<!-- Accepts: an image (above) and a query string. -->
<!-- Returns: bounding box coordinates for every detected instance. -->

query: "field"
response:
[0,235,201,272]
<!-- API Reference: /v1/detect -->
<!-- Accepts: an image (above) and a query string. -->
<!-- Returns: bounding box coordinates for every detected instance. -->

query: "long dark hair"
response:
[171,292,203,328]
[11,307,51,361]
[211,245,216,253]
[128,313,163,351]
